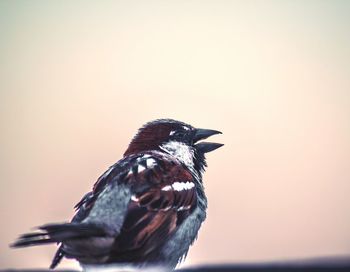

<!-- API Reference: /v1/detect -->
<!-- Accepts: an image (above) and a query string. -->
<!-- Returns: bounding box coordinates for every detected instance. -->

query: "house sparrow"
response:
[12,119,223,270]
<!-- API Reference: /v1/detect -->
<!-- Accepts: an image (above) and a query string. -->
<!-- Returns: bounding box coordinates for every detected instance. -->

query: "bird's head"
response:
[124,119,223,174]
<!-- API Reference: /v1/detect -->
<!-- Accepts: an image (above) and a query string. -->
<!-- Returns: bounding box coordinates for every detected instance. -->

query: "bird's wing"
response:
[107,152,198,262]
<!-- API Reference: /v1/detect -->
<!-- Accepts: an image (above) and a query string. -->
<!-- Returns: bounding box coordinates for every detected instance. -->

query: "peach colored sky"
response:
[1,0,349,269]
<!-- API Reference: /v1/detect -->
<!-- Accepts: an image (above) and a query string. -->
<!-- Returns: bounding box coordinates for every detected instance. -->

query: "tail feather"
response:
[11,222,108,269]
[50,245,65,269]
[11,222,107,249]
[39,223,106,238]
[18,231,49,239]
[11,237,53,247]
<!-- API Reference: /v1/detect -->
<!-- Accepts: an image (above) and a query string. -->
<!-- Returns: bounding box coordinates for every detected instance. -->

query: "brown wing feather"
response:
[107,151,197,263]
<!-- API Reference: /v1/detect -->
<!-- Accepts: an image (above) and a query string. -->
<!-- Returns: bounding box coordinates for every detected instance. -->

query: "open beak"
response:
[193,128,223,153]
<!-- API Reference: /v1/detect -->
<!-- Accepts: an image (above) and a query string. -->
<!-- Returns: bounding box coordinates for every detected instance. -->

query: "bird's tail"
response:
[11,222,107,269]
[11,222,106,247]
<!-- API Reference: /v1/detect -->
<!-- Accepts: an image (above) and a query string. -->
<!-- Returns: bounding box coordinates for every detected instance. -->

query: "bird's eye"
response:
[173,131,186,138]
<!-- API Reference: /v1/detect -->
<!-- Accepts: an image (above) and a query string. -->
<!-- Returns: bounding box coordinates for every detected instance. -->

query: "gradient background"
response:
[1,0,349,269]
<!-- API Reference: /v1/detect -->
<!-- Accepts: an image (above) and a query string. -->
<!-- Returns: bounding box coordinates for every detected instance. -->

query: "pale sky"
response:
[0,0,349,269]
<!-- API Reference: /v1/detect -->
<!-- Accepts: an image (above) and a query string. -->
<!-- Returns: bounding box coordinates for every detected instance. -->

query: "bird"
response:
[11,119,223,270]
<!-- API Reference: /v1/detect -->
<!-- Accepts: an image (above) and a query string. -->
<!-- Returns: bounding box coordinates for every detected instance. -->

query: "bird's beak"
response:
[193,128,223,153]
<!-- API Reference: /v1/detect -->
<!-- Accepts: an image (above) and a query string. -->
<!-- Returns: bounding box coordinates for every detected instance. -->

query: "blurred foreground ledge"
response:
[3,257,350,272]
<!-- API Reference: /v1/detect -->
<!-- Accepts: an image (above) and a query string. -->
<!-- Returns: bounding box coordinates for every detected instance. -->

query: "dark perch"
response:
[3,257,350,272]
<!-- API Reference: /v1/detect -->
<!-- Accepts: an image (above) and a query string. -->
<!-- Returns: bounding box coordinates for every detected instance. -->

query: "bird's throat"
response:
[160,141,195,169]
